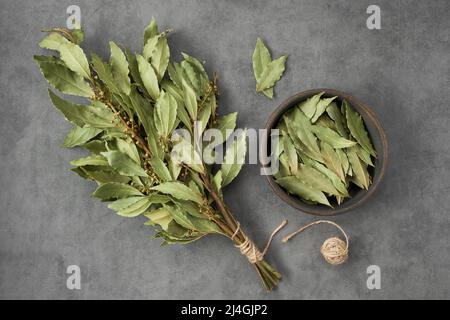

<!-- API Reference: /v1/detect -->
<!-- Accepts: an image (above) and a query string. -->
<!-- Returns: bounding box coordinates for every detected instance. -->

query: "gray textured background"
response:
[0,0,449,299]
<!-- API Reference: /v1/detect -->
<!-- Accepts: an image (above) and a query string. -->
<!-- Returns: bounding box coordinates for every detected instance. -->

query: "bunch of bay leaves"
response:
[274,93,377,207]
[34,19,281,291]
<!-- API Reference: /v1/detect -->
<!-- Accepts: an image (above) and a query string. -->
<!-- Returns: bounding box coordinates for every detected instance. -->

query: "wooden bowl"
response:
[260,89,388,216]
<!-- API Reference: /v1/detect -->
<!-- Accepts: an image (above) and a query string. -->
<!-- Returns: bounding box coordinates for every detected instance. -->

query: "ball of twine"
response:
[282,220,349,265]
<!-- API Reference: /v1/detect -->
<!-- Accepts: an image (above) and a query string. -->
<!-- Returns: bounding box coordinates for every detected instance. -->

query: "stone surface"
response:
[0,0,449,299]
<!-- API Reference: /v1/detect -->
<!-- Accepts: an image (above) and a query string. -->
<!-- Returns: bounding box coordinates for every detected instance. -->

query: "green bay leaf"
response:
[256,55,287,92]
[63,125,102,148]
[92,182,143,201]
[276,176,331,207]
[344,100,377,157]
[35,56,93,97]
[311,125,357,149]
[220,129,247,188]
[150,182,203,204]
[101,150,148,177]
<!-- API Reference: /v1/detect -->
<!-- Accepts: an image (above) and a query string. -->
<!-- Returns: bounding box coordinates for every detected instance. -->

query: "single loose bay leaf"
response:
[311,96,337,123]
[34,56,93,97]
[252,38,273,98]
[63,125,102,148]
[256,55,287,92]
[311,125,357,149]
[220,129,247,188]
[150,182,203,204]
[136,54,160,100]
[298,92,324,119]
[347,147,370,190]
[109,41,131,95]
[320,141,345,182]
[276,176,331,207]
[344,100,377,157]
[296,164,341,196]
[58,42,91,79]
[101,151,148,177]
[92,182,143,201]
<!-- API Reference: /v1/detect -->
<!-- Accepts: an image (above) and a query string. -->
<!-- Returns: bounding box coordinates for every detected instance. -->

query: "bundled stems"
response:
[200,172,281,291]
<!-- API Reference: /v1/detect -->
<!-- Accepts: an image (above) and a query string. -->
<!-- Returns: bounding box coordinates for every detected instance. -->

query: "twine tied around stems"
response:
[231,220,288,264]
[282,220,349,265]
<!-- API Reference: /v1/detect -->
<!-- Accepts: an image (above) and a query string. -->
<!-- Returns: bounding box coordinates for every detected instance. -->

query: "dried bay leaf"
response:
[34,56,93,97]
[108,196,152,218]
[220,130,247,188]
[49,90,116,129]
[320,141,346,182]
[311,125,356,149]
[136,54,160,100]
[276,176,331,207]
[299,92,324,119]
[63,126,102,148]
[101,150,148,177]
[149,157,173,182]
[252,38,274,98]
[344,100,377,157]
[296,164,341,196]
[355,145,374,167]
[283,135,298,175]
[256,55,288,92]
[58,42,91,80]
[299,152,348,197]
[150,181,203,204]
[92,182,143,201]
[109,41,131,94]
[326,101,349,138]
[347,147,370,190]
[311,96,337,123]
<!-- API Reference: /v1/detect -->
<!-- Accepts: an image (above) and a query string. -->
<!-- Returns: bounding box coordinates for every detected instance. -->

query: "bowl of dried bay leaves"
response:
[261,89,388,215]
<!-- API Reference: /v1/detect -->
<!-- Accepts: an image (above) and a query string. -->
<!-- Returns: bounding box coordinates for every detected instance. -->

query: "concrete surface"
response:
[0,0,449,299]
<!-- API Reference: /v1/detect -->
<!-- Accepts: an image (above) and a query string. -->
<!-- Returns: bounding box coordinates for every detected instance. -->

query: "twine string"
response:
[231,220,288,264]
[282,220,349,265]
